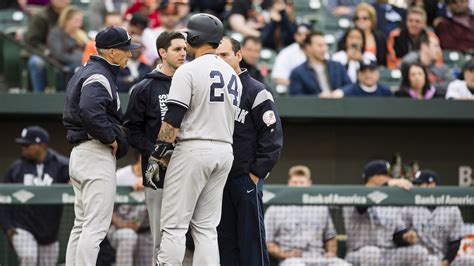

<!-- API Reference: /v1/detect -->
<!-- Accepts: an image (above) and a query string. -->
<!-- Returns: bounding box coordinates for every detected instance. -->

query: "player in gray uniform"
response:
[343,160,429,266]
[145,13,242,265]
[265,166,351,266]
[402,170,474,266]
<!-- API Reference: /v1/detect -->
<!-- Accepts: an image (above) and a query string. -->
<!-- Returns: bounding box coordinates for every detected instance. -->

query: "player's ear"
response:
[158,48,166,60]
[236,50,243,63]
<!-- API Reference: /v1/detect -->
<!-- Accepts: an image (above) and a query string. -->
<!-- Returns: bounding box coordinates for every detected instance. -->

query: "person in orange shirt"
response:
[386,6,442,69]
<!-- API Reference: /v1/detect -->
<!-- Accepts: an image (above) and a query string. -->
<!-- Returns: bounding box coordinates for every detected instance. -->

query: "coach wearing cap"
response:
[63,26,140,265]
[0,126,69,266]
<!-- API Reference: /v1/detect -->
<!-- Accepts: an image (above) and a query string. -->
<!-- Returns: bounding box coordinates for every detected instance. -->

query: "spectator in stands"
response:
[107,151,153,266]
[289,31,351,97]
[435,0,474,53]
[446,59,474,99]
[117,36,151,92]
[124,0,160,28]
[0,126,69,266]
[241,36,265,83]
[353,2,388,66]
[386,6,442,69]
[344,159,430,266]
[82,13,148,64]
[228,0,271,37]
[260,0,297,50]
[402,170,474,266]
[396,62,436,99]
[265,165,351,265]
[26,0,70,93]
[373,0,406,37]
[81,11,124,64]
[401,34,454,95]
[343,58,393,97]
[88,0,132,32]
[47,6,88,76]
[174,0,192,29]
[271,22,311,93]
[142,2,179,65]
[407,0,447,27]
[333,27,377,83]
[328,0,362,17]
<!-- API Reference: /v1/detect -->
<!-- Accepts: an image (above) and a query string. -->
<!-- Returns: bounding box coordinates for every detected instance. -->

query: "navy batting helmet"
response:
[182,13,224,47]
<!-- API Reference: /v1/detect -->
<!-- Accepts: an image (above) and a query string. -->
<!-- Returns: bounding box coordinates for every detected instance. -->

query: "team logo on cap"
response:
[262,110,276,127]
[21,128,27,137]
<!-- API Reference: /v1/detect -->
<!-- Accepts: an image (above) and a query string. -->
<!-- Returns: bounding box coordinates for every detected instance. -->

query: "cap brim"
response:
[412,178,425,184]
[15,138,33,144]
[115,42,142,50]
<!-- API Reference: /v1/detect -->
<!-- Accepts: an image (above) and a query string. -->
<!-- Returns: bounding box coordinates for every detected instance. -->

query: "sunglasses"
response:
[355,16,370,21]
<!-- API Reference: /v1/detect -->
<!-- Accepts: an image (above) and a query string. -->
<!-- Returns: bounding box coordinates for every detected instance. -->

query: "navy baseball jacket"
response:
[289,60,352,96]
[0,149,69,244]
[63,55,128,158]
[124,70,170,188]
[229,69,283,179]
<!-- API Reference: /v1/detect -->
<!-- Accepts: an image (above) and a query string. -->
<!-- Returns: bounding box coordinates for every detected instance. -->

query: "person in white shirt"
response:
[271,23,311,94]
[446,60,474,100]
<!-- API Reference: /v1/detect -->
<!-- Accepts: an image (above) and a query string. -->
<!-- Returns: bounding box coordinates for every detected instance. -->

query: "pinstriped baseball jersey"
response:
[265,206,337,256]
[343,206,407,251]
[401,206,464,255]
[167,54,242,144]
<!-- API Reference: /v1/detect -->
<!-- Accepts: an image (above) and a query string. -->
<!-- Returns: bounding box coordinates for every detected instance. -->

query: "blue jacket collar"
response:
[89,55,121,77]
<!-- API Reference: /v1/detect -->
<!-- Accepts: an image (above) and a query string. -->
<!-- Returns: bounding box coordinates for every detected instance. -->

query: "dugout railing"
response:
[0,184,473,265]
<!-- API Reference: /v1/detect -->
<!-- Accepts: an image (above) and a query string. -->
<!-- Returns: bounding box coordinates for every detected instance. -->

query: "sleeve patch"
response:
[262,110,276,127]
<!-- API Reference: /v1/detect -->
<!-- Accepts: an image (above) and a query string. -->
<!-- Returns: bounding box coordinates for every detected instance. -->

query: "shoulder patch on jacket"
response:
[82,74,112,98]
[252,90,274,109]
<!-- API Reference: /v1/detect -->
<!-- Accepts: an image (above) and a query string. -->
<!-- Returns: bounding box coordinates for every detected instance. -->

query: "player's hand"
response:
[132,178,144,191]
[388,178,412,190]
[319,90,333,98]
[6,227,17,246]
[158,149,173,169]
[440,260,449,266]
[109,140,118,156]
[249,173,259,185]
[403,230,418,245]
[144,157,159,190]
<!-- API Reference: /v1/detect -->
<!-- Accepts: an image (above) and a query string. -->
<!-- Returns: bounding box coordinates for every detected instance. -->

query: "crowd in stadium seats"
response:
[0,0,472,98]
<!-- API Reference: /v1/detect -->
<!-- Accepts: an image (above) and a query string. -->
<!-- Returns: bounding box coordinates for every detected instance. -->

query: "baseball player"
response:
[215,36,283,266]
[0,126,69,266]
[124,31,187,265]
[402,170,474,266]
[343,160,430,266]
[145,13,242,264]
[265,166,351,266]
[63,27,138,265]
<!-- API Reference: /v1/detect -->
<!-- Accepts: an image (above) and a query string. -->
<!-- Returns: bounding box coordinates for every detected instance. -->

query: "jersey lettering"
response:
[209,70,239,106]
[159,94,168,119]
[234,106,249,124]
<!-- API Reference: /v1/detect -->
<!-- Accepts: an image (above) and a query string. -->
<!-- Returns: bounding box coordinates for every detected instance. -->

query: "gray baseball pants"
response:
[12,228,59,266]
[65,139,117,266]
[157,140,233,265]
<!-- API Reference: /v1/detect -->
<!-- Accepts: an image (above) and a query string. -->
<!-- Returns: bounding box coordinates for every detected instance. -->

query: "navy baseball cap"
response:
[95,26,141,50]
[362,160,391,179]
[413,170,439,185]
[15,126,49,145]
[359,58,378,71]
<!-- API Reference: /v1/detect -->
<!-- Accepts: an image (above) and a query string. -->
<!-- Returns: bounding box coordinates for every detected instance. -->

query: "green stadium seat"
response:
[442,50,468,69]
[379,67,402,92]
